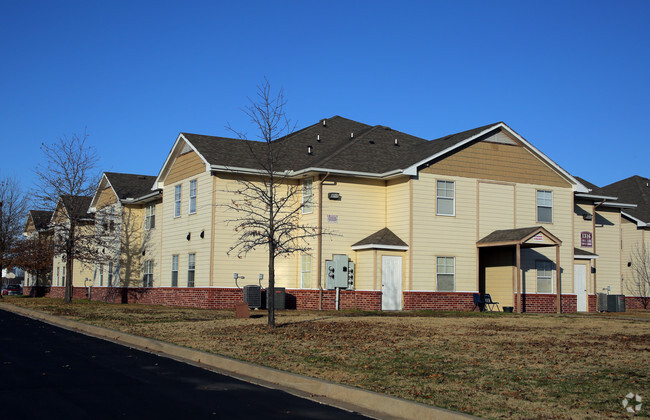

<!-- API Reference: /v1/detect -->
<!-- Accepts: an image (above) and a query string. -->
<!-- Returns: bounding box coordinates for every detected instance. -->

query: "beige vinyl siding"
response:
[411,175,477,292]
[574,201,595,252]
[620,218,640,295]
[353,250,375,290]
[421,138,571,188]
[97,187,118,208]
[166,151,205,185]
[386,178,411,289]
[594,207,622,294]
[161,171,213,287]
[121,204,146,286]
[24,217,36,234]
[478,182,515,239]
[482,247,514,307]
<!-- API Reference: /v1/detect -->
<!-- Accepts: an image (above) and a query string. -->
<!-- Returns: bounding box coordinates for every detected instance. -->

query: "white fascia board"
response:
[600,202,637,209]
[154,133,211,190]
[622,211,647,227]
[210,165,404,180]
[125,190,162,204]
[403,122,589,192]
[351,244,409,251]
[575,193,619,201]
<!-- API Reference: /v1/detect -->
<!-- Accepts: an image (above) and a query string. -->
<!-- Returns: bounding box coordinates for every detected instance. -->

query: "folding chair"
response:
[472,293,485,312]
[484,294,500,312]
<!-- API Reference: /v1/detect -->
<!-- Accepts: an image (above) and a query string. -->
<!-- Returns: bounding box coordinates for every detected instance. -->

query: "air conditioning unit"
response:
[607,295,626,312]
[597,293,608,312]
[243,285,261,309]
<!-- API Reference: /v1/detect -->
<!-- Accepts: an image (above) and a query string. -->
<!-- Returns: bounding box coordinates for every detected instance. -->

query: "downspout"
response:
[317,172,330,311]
[592,199,606,296]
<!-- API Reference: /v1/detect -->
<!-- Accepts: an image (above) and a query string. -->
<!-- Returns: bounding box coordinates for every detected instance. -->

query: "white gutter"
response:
[210,165,405,180]
[575,193,618,201]
[622,211,647,227]
[599,202,637,209]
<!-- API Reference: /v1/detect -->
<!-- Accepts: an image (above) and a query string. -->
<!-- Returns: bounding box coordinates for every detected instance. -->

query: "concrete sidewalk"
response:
[1,303,478,420]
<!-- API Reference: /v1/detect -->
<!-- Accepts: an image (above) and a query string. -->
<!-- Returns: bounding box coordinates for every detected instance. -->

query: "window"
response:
[145,204,156,230]
[56,267,60,286]
[108,262,113,287]
[436,257,455,291]
[189,179,197,214]
[537,190,553,223]
[171,255,179,287]
[301,254,312,288]
[187,253,195,287]
[436,180,455,216]
[99,264,104,287]
[174,185,182,217]
[62,266,66,285]
[109,211,115,232]
[143,260,154,288]
[302,178,313,214]
[536,261,553,293]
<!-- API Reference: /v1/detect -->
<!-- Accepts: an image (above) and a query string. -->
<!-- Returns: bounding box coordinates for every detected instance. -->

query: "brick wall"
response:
[520,294,578,313]
[287,289,382,310]
[625,296,649,310]
[403,292,475,311]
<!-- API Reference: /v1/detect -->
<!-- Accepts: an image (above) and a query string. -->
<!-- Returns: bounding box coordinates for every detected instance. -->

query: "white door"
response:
[574,264,587,312]
[382,256,402,310]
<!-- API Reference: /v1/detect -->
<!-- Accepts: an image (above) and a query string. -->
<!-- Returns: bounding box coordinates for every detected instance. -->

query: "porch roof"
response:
[351,227,408,251]
[574,247,598,259]
[477,226,562,248]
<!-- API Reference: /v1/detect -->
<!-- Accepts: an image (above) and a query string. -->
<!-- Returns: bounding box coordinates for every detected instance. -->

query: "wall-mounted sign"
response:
[532,234,544,242]
[327,215,338,223]
[581,231,592,247]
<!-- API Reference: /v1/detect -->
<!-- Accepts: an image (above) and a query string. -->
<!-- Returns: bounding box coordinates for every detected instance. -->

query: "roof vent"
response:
[369,140,375,144]
[384,127,391,130]
[307,145,313,155]
[394,138,399,146]
[350,132,354,138]
[317,134,320,142]
[322,119,327,127]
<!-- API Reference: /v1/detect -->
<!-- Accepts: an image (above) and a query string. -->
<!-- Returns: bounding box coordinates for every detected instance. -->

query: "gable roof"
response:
[595,175,650,224]
[29,210,53,230]
[55,195,93,221]
[574,177,599,192]
[477,226,561,247]
[156,116,587,192]
[351,227,408,250]
[90,172,159,211]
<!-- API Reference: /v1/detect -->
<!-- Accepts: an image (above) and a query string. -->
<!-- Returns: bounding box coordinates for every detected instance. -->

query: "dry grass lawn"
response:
[4,297,649,419]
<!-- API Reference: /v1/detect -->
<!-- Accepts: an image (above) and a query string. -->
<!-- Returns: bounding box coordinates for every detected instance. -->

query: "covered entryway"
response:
[574,248,597,313]
[477,226,563,313]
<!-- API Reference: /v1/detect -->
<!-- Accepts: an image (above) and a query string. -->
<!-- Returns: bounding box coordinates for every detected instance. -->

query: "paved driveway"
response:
[0,310,369,419]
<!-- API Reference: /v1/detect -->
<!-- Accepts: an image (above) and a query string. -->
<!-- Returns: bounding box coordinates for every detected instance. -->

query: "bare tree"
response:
[12,234,54,289]
[223,79,321,327]
[33,131,102,303]
[625,243,650,309]
[0,175,29,294]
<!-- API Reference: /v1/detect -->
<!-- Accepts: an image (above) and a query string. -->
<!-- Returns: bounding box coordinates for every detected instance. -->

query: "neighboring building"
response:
[22,209,54,286]
[50,195,95,288]
[88,172,161,288]
[594,176,650,308]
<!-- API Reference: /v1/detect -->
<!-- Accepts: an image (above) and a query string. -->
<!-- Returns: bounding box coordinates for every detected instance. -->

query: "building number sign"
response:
[581,231,592,247]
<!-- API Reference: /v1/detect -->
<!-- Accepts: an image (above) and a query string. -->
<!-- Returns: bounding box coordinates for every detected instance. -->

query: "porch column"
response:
[556,245,561,314]
[516,244,521,313]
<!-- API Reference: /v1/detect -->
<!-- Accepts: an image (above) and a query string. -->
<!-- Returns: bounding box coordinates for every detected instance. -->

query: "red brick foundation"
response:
[403,292,475,311]
[520,294,577,313]
[625,296,650,310]
[287,289,382,310]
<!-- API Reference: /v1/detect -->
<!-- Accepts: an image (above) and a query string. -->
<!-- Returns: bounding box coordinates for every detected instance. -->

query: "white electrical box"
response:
[325,254,354,289]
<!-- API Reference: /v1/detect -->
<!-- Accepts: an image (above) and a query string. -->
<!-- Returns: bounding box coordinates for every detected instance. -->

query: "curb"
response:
[1,303,478,420]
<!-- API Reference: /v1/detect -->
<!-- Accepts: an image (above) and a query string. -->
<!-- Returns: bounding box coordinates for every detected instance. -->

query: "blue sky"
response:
[1,0,648,197]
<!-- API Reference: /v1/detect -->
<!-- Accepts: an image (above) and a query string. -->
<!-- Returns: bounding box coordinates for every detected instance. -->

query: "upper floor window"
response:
[145,204,156,230]
[536,260,553,293]
[436,257,455,291]
[143,260,154,288]
[436,180,455,216]
[302,178,313,214]
[189,179,197,214]
[174,185,182,218]
[537,190,553,223]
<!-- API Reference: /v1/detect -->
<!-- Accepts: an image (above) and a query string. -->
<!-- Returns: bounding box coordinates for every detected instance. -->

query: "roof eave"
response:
[351,244,409,251]
[154,133,211,189]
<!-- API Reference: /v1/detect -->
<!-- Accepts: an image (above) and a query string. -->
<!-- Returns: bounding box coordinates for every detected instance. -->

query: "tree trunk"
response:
[268,246,275,328]
[64,223,74,303]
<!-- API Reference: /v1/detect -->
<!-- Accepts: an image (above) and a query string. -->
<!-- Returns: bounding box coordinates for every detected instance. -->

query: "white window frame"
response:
[99,263,104,287]
[143,260,154,288]
[436,256,455,292]
[108,262,114,287]
[536,190,553,223]
[145,204,156,230]
[301,253,312,288]
[56,267,60,286]
[536,260,553,293]
[302,178,313,214]
[187,253,195,287]
[436,180,455,216]
[171,255,179,287]
[189,179,197,214]
[174,185,182,218]
[62,266,66,285]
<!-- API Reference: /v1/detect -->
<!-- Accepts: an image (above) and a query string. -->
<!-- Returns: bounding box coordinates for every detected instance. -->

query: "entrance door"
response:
[381,256,402,310]
[574,264,588,312]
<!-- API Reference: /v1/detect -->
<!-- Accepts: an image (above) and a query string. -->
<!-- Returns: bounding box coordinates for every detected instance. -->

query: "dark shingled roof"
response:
[29,210,53,230]
[352,227,408,248]
[573,176,599,192]
[594,175,650,223]
[574,248,598,258]
[104,172,157,200]
[182,116,501,175]
[60,195,93,219]
[477,226,555,245]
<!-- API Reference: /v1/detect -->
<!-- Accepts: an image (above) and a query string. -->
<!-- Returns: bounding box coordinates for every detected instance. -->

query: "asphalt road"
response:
[0,310,370,419]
